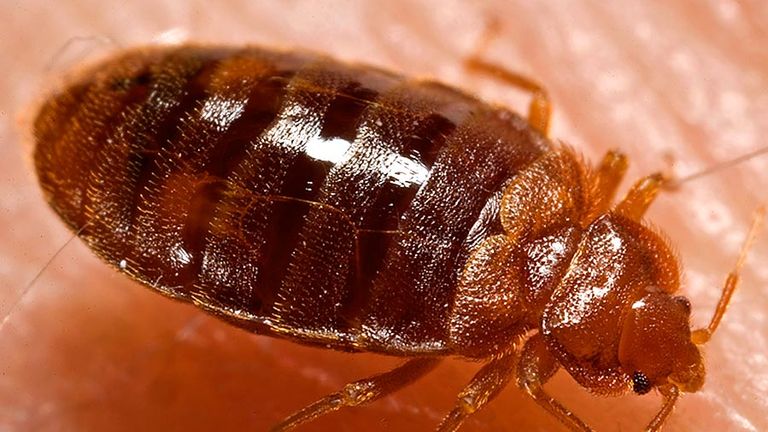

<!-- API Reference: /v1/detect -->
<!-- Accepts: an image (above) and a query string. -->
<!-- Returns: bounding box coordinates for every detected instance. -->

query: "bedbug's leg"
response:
[436,350,517,432]
[464,18,552,136]
[464,58,552,136]
[517,334,593,432]
[614,172,666,221]
[593,150,629,214]
[270,357,440,432]
[645,384,680,432]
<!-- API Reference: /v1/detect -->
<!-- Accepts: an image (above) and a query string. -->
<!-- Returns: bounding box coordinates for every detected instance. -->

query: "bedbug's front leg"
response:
[614,172,666,220]
[645,385,680,432]
[517,334,593,432]
[593,150,629,215]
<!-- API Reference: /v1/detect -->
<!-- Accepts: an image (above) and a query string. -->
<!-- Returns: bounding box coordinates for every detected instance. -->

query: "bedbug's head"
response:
[618,290,704,394]
[618,206,764,396]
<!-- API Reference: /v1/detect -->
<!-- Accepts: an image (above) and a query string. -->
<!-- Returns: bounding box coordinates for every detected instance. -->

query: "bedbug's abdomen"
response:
[33,46,549,355]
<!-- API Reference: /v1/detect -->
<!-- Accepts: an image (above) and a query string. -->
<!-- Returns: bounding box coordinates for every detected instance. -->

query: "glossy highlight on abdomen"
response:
[33,45,549,355]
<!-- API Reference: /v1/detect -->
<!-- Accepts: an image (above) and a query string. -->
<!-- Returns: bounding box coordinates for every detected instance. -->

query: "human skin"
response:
[1,1,767,431]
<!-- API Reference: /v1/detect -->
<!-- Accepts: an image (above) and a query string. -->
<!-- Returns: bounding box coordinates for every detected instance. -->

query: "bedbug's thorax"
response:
[449,147,703,397]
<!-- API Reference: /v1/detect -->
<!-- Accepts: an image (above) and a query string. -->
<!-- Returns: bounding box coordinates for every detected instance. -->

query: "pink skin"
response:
[1,1,767,431]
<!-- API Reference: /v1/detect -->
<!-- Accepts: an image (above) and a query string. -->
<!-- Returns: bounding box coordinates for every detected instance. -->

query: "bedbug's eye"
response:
[672,296,691,315]
[632,371,652,395]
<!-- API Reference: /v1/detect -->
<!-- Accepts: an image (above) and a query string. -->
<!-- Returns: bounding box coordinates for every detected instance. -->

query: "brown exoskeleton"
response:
[29,32,763,431]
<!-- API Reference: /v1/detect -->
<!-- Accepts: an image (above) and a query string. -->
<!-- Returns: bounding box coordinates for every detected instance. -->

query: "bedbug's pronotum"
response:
[29,41,763,431]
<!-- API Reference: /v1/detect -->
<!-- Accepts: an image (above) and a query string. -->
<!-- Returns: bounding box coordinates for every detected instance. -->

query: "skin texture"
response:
[1,1,767,431]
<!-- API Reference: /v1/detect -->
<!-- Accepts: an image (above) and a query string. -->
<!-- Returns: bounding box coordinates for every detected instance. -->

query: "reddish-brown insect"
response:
[31,42,763,431]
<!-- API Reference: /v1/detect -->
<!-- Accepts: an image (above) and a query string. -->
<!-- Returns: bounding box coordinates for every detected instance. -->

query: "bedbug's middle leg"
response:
[270,357,439,432]
[436,350,517,432]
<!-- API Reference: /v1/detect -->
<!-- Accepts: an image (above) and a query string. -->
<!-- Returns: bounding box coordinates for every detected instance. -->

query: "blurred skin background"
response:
[1,1,767,431]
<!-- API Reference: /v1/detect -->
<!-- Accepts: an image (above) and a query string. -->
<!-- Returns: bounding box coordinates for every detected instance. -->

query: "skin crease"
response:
[1,1,767,431]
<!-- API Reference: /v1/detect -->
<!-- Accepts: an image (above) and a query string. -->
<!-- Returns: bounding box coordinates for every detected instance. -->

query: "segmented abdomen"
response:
[33,46,549,355]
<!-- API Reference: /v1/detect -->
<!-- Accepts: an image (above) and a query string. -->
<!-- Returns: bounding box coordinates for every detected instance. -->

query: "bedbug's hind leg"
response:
[464,19,552,136]
[517,335,592,432]
[271,357,439,432]
[436,351,517,432]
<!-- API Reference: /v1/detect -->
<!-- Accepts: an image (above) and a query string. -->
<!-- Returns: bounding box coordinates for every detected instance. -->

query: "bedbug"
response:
[29,42,763,431]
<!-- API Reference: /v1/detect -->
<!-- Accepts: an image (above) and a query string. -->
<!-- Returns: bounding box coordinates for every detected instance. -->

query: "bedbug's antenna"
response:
[664,145,768,189]
[691,205,765,345]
